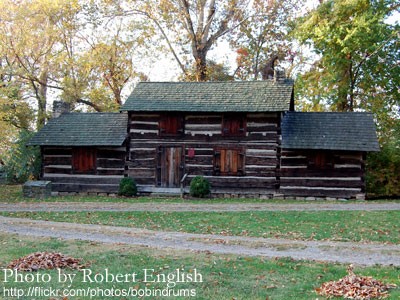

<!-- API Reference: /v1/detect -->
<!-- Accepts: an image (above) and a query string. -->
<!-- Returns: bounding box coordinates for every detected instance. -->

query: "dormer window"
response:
[222,114,246,136]
[159,114,184,136]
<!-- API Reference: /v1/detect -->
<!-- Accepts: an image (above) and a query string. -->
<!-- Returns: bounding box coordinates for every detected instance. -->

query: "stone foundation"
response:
[23,181,52,198]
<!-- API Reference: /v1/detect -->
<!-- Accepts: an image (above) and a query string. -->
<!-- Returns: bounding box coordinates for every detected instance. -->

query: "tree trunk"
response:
[195,50,207,82]
[36,70,48,129]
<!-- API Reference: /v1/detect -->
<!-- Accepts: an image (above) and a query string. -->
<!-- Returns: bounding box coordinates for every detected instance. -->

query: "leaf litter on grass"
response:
[315,264,397,299]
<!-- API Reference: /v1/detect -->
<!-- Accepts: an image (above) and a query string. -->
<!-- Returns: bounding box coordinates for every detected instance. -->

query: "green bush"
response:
[366,119,400,198]
[118,177,137,197]
[190,176,210,198]
[366,142,400,198]
[3,130,41,183]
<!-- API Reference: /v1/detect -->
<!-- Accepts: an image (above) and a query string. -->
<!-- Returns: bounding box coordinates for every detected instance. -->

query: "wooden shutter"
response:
[222,114,246,136]
[308,152,334,170]
[214,147,245,176]
[72,148,96,173]
[159,114,184,136]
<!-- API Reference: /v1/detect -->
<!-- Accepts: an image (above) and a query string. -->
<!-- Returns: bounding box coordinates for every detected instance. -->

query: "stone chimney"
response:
[52,100,70,118]
[273,68,286,83]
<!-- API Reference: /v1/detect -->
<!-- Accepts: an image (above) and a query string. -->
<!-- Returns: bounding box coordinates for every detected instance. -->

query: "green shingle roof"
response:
[121,81,294,112]
[281,112,380,151]
[28,113,128,146]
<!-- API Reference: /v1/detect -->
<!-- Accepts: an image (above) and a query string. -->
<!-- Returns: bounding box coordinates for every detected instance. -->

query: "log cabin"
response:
[29,80,380,199]
[120,80,294,196]
[280,112,380,199]
[28,113,128,194]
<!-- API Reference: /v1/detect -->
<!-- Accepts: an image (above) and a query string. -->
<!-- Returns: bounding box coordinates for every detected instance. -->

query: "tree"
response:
[293,0,400,113]
[179,59,234,81]
[0,0,144,125]
[231,0,302,80]
[0,0,71,129]
[117,0,249,81]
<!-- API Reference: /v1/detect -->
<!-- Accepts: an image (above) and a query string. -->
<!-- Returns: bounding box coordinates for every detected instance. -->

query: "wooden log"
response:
[96,168,124,175]
[280,188,361,198]
[97,158,125,168]
[97,150,126,159]
[127,158,155,168]
[279,168,363,177]
[185,115,221,124]
[44,166,72,175]
[244,170,276,177]
[43,156,72,165]
[281,157,308,166]
[52,183,119,193]
[185,165,214,174]
[43,175,123,184]
[185,155,213,165]
[43,148,72,156]
[246,124,277,132]
[280,178,363,188]
[127,168,155,178]
[246,156,277,165]
[130,149,156,159]
[197,176,277,188]
[131,123,159,131]
[133,177,155,185]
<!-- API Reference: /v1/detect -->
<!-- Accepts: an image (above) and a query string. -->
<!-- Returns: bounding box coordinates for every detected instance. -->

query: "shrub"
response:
[118,177,137,197]
[190,176,210,198]
[3,130,41,183]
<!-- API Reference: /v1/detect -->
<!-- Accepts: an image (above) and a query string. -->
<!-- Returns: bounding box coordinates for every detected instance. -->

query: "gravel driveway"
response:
[1,202,399,212]
[0,214,399,267]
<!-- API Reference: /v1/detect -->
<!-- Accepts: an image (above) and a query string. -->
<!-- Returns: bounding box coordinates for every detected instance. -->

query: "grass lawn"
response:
[0,233,398,300]
[3,210,399,244]
[1,184,400,204]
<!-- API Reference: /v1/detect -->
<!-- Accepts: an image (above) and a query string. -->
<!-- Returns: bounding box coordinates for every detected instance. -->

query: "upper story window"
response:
[159,114,184,136]
[72,147,96,173]
[222,114,246,136]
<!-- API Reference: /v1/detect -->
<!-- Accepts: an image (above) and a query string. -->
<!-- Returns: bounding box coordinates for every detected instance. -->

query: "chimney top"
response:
[52,100,70,118]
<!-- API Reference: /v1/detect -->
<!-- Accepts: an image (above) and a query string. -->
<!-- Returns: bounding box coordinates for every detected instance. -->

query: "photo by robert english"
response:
[1,267,204,298]
[2,268,203,287]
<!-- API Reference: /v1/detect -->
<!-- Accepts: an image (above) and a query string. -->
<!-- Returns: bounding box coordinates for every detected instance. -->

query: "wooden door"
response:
[157,146,184,187]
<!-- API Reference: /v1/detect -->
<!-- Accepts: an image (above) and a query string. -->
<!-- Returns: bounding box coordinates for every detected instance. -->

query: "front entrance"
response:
[157,146,184,187]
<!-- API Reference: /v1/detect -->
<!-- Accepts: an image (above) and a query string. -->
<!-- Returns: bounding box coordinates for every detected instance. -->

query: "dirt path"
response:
[0,216,399,266]
[1,202,400,212]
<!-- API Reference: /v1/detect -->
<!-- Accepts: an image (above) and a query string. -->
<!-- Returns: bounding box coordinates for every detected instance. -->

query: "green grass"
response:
[3,210,399,243]
[1,184,400,204]
[0,233,398,299]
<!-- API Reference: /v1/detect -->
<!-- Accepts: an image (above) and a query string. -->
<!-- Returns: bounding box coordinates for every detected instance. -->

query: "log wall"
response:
[280,150,365,198]
[127,112,281,194]
[41,146,126,193]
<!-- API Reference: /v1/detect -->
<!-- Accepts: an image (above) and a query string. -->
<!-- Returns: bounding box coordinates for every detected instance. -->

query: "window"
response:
[213,147,245,176]
[308,152,334,170]
[159,114,184,136]
[72,148,96,173]
[222,114,246,136]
